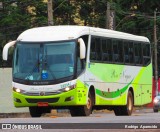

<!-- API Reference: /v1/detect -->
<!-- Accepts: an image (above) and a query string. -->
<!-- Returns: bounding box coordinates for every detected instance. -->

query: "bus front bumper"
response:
[13,88,87,107]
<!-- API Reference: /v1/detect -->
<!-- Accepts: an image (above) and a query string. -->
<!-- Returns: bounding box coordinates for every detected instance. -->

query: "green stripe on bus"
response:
[96,81,132,99]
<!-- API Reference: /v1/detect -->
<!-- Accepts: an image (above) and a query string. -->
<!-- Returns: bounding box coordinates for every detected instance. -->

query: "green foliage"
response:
[0,0,159,43]
[0,0,160,67]
[0,0,47,46]
[53,0,76,25]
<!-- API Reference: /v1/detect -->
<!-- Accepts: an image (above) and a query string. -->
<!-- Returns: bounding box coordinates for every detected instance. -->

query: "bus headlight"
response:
[65,87,70,91]
[13,87,25,94]
[60,84,76,92]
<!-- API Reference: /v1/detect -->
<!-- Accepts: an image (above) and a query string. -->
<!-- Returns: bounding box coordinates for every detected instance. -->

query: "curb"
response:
[0,110,70,118]
[0,113,31,118]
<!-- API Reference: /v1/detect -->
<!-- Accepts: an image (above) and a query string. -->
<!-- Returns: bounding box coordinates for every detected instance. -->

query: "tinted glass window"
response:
[143,43,150,65]
[101,39,112,62]
[90,37,96,61]
[113,40,119,62]
[90,37,102,62]
[128,42,134,64]
[13,41,76,81]
[90,36,150,67]
[134,43,142,65]
[95,38,101,61]
[118,40,124,63]
[112,40,123,63]
[124,42,129,63]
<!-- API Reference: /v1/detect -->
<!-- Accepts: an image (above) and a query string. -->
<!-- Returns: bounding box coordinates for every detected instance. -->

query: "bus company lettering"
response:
[111,70,131,81]
[122,70,132,81]
[30,87,53,91]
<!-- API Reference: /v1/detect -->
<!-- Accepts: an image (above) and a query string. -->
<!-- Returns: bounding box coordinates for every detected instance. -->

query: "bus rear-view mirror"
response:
[78,38,86,59]
[3,40,16,61]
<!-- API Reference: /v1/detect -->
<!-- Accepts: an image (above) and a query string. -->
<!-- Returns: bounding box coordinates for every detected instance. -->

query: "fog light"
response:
[65,96,74,102]
[14,98,21,103]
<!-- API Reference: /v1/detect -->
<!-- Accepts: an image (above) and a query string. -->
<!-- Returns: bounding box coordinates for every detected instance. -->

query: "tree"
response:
[0,0,48,67]
[114,0,160,42]
[53,0,76,25]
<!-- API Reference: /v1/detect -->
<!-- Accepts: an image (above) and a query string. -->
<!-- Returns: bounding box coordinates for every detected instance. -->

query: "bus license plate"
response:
[37,102,49,107]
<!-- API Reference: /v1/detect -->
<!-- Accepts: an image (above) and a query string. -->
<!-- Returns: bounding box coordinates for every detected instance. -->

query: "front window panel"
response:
[13,41,76,82]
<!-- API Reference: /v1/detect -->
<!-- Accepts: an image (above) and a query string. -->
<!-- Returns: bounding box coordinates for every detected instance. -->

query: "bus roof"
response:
[17,25,150,42]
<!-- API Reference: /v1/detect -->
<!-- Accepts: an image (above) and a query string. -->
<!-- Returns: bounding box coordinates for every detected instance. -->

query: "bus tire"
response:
[70,92,93,116]
[114,106,121,116]
[81,92,93,116]
[124,91,133,115]
[69,107,79,116]
[153,108,158,113]
[114,91,133,116]
[29,107,42,117]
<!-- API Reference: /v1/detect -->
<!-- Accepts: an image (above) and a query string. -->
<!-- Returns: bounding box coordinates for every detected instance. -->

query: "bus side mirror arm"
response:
[3,40,16,61]
[78,38,86,59]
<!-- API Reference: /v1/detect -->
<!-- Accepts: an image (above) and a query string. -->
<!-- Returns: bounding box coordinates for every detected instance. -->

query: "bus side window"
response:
[124,42,129,63]
[102,39,112,62]
[95,38,101,61]
[106,39,112,62]
[118,40,124,63]
[102,39,108,61]
[134,43,142,65]
[113,40,119,62]
[77,43,84,75]
[90,37,96,61]
[128,42,134,64]
[143,43,150,65]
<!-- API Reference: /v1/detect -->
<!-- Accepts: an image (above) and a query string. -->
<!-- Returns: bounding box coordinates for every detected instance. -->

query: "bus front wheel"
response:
[29,107,42,117]
[70,92,93,116]
[114,91,133,116]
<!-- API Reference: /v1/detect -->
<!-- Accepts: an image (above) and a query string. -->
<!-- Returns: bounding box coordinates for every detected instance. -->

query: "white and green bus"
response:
[3,26,152,117]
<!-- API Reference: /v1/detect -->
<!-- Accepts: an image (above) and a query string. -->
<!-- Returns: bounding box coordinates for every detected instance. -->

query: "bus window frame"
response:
[89,35,151,67]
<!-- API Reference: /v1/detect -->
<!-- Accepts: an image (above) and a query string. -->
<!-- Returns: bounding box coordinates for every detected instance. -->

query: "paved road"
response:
[0,109,160,131]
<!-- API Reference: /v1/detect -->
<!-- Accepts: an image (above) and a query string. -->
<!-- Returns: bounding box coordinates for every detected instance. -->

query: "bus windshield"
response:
[13,41,76,81]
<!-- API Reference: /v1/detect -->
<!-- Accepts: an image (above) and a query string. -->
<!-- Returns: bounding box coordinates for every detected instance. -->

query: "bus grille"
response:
[26,98,59,103]
[23,91,61,96]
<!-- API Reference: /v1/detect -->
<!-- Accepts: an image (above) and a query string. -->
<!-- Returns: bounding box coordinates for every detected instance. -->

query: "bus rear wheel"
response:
[114,91,133,116]
[153,108,158,113]
[29,107,42,117]
[70,92,93,116]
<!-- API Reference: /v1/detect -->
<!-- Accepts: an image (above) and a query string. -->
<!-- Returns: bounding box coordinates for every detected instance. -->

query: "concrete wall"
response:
[0,68,28,113]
